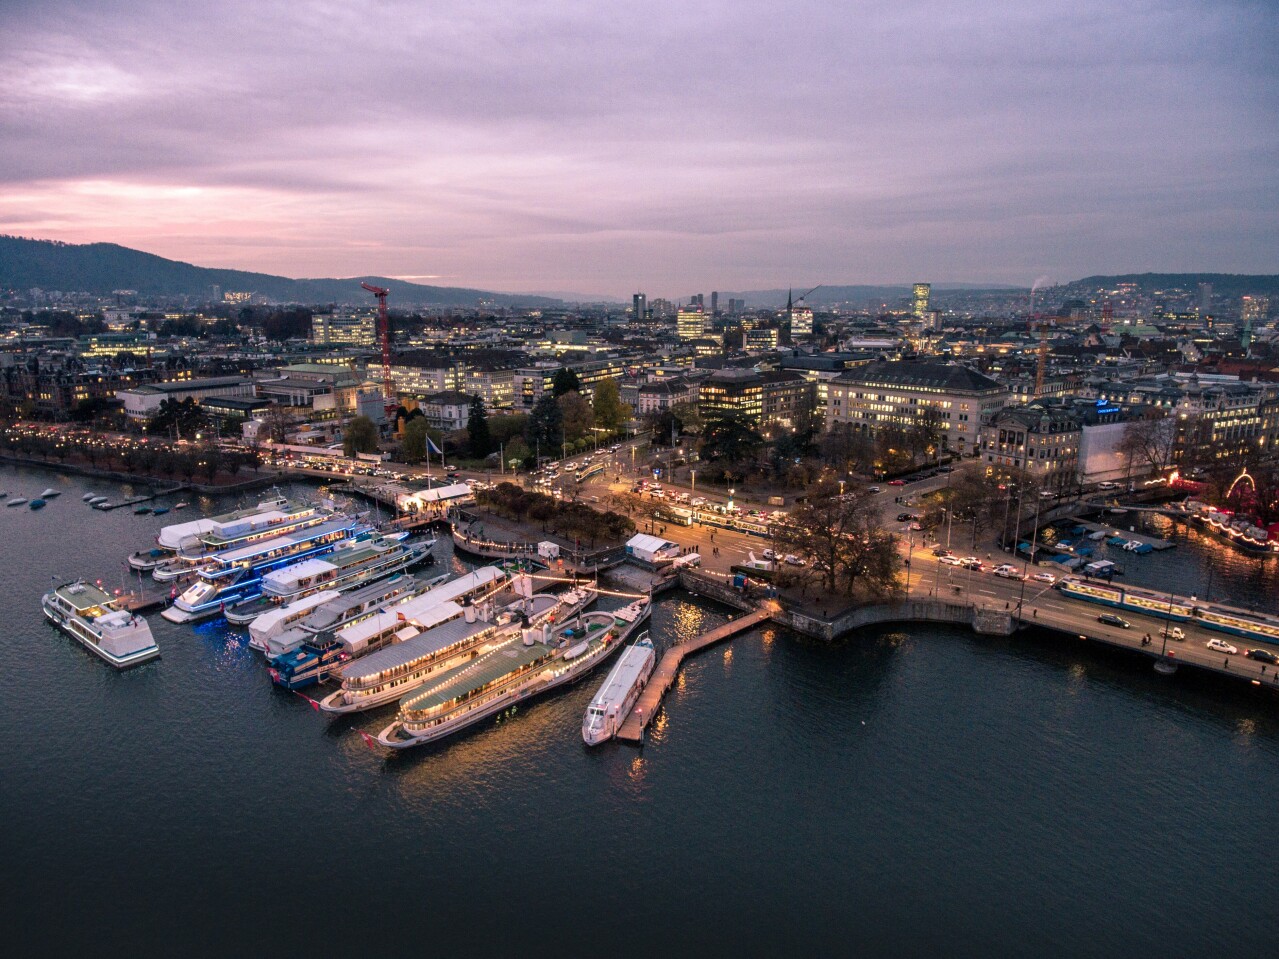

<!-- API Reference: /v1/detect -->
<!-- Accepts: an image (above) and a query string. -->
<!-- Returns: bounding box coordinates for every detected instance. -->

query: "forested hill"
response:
[1069,273,1279,297]
[0,236,562,307]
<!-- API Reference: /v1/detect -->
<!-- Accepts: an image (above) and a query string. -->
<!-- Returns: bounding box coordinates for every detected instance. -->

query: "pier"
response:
[615,605,774,743]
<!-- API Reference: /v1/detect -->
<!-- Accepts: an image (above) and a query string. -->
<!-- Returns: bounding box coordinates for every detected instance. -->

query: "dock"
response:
[615,605,773,743]
[119,583,177,613]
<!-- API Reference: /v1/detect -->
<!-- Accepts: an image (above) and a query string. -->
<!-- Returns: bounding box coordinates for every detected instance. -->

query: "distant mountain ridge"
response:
[1066,273,1279,297]
[0,236,563,308]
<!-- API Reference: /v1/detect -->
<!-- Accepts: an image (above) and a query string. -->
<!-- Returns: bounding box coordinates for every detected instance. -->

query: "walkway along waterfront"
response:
[615,605,774,743]
[648,566,1279,731]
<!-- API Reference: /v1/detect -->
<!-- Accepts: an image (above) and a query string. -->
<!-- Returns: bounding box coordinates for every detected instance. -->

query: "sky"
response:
[0,0,1276,297]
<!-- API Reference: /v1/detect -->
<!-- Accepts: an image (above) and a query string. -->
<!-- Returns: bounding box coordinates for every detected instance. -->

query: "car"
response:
[1098,481,1120,490]
[867,486,882,493]
[937,465,954,473]
[1098,613,1131,628]
[1206,638,1238,654]
[691,497,706,507]
[931,547,952,557]
[993,564,1022,579]
[1031,572,1056,584]
[762,548,777,560]
[897,512,920,522]
[1245,648,1278,664]
[783,554,806,566]
[446,471,460,479]
[959,556,982,569]
[1167,627,1185,640]
[1039,490,1054,498]
[939,555,963,566]
[888,479,905,486]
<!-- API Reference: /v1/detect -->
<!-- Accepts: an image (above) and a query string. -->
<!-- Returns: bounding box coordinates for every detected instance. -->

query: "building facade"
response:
[825,361,1009,454]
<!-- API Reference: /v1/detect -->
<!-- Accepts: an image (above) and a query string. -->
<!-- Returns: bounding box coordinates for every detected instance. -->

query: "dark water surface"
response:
[2,466,1277,958]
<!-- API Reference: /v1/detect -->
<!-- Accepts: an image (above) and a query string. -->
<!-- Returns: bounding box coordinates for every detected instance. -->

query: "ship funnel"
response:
[463,598,475,624]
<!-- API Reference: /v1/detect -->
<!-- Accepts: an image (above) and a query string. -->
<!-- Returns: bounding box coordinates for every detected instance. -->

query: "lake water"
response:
[2,465,1276,958]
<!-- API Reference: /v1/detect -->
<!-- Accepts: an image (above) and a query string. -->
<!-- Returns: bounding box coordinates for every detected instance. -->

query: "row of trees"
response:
[4,430,261,483]
[474,482,635,548]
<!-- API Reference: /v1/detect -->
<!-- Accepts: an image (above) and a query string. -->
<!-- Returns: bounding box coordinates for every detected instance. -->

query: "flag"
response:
[426,435,444,455]
[358,730,379,751]
[293,690,319,711]
[267,668,280,683]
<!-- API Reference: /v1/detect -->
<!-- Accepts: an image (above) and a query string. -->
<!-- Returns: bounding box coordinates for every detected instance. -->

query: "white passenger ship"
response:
[223,533,431,624]
[321,577,594,714]
[42,581,160,668]
[582,631,655,745]
[376,594,650,750]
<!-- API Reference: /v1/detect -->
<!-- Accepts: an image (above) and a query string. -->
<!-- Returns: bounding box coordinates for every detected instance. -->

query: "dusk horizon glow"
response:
[1,0,1276,297]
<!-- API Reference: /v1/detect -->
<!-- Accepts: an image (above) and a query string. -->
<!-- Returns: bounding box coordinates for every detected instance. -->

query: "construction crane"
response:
[360,282,394,404]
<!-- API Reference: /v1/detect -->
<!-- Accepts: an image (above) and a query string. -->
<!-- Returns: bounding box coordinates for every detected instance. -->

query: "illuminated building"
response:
[677,308,706,340]
[825,361,1009,455]
[913,283,931,318]
[311,312,377,347]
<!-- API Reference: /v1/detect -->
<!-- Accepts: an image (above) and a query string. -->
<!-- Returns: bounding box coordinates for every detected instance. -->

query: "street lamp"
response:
[728,487,735,511]
[690,469,696,494]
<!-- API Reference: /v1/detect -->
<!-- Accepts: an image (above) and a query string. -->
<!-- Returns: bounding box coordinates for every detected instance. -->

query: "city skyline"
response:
[1,0,1276,296]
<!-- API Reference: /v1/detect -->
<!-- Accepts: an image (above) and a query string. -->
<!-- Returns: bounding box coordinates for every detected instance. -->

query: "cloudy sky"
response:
[1,0,1275,296]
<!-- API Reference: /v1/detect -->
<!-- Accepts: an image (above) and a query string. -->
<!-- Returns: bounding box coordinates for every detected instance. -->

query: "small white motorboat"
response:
[173,502,190,510]
[40,488,61,498]
[83,492,97,502]
[7,497,29,507]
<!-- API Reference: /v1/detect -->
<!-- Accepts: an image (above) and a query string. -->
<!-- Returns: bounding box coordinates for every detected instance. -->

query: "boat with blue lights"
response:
[161,512,364,623]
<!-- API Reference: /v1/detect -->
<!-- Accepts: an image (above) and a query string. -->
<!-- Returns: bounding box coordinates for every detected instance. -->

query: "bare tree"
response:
[1117,414,1177,478]
[773,478,901,597]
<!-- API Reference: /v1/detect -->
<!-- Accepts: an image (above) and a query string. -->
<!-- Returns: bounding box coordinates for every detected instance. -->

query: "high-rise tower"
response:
[912,283,931,319]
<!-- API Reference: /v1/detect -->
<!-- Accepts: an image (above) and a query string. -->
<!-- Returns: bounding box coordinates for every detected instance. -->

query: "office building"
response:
[825,360,1009,455]
[311,312,376,347]
[677,308,707,340]
[913,283,931,319]
[632,293,647,322]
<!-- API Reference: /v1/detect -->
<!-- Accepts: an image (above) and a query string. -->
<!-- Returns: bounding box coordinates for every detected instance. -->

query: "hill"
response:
[1067,273,1279,298]
[0,236,562,308]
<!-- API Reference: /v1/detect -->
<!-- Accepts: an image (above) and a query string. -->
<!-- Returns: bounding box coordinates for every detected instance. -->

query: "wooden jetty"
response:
[615,605,773,743]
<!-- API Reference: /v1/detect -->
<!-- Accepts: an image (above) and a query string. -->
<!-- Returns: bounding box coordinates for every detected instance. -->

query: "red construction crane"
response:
[360,282,393,402]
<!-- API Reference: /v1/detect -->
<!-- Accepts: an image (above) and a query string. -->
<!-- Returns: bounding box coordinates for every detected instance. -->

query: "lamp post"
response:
[728,487,735,511]
[690,469,696,495]
[905,531,915,595]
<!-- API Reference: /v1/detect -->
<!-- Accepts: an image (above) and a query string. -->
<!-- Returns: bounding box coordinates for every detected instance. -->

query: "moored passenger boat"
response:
[377,594,649,749]
[161,514,363,624]
[582,632,655,745]
[224,534,432,625]
[320,577,586,712]
[42,581,160,668]
[251,572,435,651]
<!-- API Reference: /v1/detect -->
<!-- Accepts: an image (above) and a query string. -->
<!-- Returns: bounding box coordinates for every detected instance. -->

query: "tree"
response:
[526,394,563,456]
[504,436,530,469]
[591,377,628,432]
[558,390,593,443]
[343,415,380,457]
[402,417,429,463]
[1117,414,1177,478]
[700,410,765,466]
[669,400,704,435]
[773,478,901,597]
[467,395,492,457]
[489,413,528,446]
[552,367,581,397]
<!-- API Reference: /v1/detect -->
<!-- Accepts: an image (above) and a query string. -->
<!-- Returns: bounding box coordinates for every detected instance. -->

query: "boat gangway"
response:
[615,605,773,743]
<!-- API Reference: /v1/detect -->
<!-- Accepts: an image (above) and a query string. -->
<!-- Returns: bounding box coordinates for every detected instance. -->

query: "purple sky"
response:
[1,0,1276,297]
